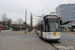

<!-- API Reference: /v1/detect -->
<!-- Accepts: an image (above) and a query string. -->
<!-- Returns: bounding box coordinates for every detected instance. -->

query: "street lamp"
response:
[25,9,27,33]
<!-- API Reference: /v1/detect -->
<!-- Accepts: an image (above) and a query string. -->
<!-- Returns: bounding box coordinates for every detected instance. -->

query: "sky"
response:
[0,0,75,26]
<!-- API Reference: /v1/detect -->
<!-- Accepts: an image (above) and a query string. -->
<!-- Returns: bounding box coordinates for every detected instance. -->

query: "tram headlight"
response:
[46,33,49,34]
[58,33,61,36]
[46,33,50,34]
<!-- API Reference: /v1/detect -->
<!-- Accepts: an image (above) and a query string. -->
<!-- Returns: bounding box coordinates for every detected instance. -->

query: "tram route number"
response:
[53,32,56,37]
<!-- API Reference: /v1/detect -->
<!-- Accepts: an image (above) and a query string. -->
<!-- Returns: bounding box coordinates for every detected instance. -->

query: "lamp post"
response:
[25,9,27,33]
[30,13,33,32]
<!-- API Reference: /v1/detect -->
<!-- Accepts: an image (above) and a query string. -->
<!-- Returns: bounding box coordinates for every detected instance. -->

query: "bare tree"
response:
[13,21,17,24]
[7,18,12,27]
[12,21,17,28]
[1,13,6,29]
[1,13,12,29]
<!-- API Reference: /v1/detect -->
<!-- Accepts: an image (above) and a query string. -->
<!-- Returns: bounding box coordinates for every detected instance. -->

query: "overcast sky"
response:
[0,0,75,26]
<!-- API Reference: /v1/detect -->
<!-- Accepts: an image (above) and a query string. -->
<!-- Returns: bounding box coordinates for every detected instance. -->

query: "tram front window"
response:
[44,16,60,32]
[49,23,59,32]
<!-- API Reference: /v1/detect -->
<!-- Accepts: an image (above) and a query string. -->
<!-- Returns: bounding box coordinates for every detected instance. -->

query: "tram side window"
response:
[38,24,41,31]
[37,25,39,30]
[38,25,40,30]
[38,26,40,30]
[39,24,41,31]
[46,24,48,32]
[41,24,43,31]
[43,22,45,31]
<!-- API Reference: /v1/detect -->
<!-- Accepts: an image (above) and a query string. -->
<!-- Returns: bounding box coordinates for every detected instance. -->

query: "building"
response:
[56,4,75,22]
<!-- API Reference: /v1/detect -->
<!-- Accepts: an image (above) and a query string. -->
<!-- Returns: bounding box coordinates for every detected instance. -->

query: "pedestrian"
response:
[0,27,2,33]
[25,26,27,33]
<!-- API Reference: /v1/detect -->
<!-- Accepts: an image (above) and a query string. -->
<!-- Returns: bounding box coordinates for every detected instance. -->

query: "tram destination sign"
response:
[45,16,57,18]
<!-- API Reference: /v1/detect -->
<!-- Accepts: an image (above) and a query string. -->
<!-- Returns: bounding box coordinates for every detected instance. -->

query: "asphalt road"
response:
[0,30,75,50]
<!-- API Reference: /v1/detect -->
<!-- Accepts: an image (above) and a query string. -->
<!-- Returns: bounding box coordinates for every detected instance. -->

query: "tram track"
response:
[61,37,75,43]
[41,39,59,50]
[61,37,75,50]
[49,42,59,50]
[49,41,73,50]
[42,39,73,50]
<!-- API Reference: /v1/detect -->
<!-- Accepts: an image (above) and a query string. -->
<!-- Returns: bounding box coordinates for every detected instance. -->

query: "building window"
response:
[74,6,75,7]
[74,14,75,16]
[60,8,64,10]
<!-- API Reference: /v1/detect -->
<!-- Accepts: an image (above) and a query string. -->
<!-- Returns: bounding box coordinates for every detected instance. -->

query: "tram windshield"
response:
[48,18,60,32]
[49,23,59,32]
[44,16,60,32]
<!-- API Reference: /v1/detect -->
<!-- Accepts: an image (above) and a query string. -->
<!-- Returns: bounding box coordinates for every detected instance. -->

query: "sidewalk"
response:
[1,29,12,32]
[0,30,55,50]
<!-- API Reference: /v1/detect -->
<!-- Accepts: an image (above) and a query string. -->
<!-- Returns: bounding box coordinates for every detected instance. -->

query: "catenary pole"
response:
[25,9,27,33]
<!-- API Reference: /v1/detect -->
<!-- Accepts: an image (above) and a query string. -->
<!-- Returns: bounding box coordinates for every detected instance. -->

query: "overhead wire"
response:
[41,0,51,14]
[41,0,71,15]
[67,0,71,3]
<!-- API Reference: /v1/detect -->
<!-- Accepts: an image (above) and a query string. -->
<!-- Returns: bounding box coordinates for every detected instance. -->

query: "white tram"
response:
[35,13,61,40]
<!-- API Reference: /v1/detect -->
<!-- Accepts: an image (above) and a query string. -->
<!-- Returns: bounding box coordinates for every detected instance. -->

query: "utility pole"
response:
[3,13,6,30]
[30,13,32,32]
[25,9,27,33]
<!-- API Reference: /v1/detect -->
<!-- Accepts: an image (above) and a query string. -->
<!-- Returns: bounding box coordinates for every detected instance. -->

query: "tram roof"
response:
[42,13,58,17]
[38,13,59,22]
[35,13,59,26]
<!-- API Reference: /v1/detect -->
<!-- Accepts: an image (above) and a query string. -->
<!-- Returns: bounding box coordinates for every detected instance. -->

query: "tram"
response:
[35,13,61,40]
